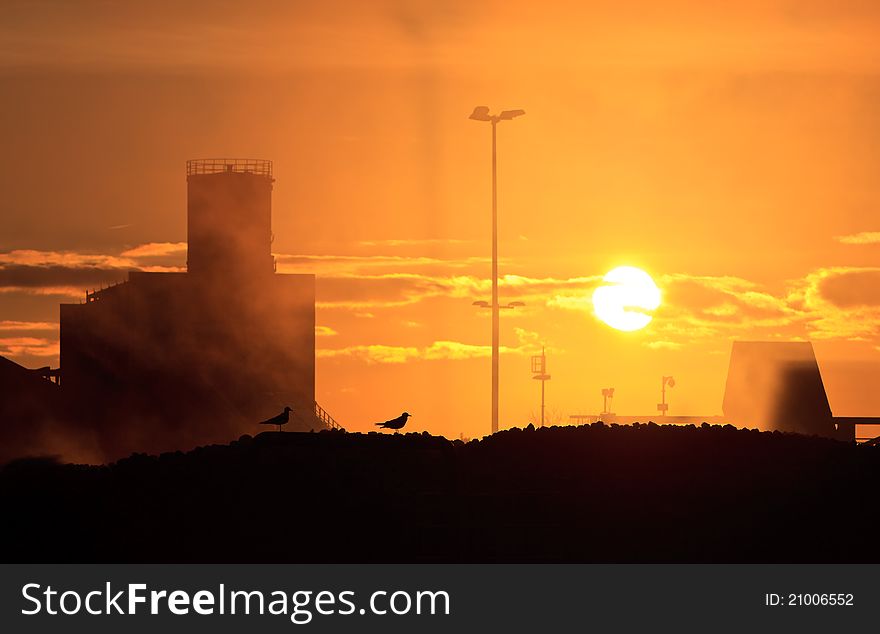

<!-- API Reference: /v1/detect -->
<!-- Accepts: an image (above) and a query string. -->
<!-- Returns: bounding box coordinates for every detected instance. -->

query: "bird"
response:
[258,406,292,432]
[375,412,411,432]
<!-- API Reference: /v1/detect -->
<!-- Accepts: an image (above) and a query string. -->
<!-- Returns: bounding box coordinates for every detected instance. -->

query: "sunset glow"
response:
[3,1,880,443]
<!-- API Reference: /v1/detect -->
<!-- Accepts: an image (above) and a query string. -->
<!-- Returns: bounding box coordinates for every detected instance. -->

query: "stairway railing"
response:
[315,401,344,431]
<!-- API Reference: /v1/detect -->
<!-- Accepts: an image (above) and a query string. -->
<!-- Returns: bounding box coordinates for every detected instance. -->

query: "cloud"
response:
[0,265,127,289]
[0,244,593,311]
[790,267,880,341]
[0,245,189,270]
[0,249,135,269]
[6,242,880,353]
[317,344,421,364]
[317,341,513,364]
[0,286,85,299]
[659,274,797,327]
[645,340,683,350]
[315,325,338,337]
[812,268,880,308]
[275,253,493,277]
[0,245,187,297]
[546,270,814,347]
[316,273,599,310]
[120,242,187,258]
[0,336,59,358]
[356,239,470,247]
[424,340,495,360]
[318,329,543,364]
[0,320,57,331]
[835,232,880,245]
[622,267,880,346]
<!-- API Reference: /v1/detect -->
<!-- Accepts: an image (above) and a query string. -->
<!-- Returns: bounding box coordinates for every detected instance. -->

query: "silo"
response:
[186,158,275,279]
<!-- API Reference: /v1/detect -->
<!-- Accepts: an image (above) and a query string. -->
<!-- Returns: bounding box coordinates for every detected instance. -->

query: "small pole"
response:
[541,375,546,427]
[531,346,551,427]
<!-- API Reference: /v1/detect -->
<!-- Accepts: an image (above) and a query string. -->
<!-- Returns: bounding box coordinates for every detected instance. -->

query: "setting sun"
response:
[592,266,661,332]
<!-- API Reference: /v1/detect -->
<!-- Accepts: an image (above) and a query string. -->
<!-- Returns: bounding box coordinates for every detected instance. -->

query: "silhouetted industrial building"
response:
[722,341,834,436]
[0,158,341,462]
[722,341,870,441]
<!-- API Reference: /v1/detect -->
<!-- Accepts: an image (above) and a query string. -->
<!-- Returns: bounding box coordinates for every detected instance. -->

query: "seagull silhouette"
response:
[375,412,411,432]
[259,406,292,432]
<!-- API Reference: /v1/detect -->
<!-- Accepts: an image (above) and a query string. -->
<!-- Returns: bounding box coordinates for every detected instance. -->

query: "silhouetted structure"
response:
[469,106,526,435]
[186,159,275,278]
[53,159,323,460]
[722,341,852,440]
[0,357,66,458]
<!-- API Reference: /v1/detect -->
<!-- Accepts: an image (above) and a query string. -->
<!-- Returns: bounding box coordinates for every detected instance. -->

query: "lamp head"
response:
[469,106,492,121]
[499,109,526,120]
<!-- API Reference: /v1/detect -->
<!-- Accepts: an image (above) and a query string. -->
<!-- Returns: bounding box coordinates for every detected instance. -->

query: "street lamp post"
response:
[531,347,551,427]
[658,375,675,417]
[469,106,525,435]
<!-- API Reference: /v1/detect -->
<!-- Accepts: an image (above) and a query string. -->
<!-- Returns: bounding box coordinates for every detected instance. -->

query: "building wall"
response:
[187,170,274,279]
[60,270,316,459]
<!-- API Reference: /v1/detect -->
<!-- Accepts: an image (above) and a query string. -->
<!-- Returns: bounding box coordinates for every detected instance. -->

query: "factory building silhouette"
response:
[0,159,339,462]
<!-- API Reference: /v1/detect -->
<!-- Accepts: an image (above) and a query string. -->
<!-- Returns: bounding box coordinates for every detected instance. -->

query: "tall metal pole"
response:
[491,120,499,435]
[470,106,524,436]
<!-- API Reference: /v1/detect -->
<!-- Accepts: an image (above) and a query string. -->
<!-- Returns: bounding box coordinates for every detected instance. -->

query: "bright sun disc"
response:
[592,266,661,332]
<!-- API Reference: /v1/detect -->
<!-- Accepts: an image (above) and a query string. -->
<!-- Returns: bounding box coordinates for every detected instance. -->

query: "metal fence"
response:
[186,158,273,177]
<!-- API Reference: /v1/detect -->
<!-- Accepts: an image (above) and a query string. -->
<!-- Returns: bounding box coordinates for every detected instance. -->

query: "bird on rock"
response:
[259,406,292,432]
[375,412,411,433]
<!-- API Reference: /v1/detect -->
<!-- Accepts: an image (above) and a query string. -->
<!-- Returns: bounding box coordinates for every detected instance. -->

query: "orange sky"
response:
[3,0,880,438]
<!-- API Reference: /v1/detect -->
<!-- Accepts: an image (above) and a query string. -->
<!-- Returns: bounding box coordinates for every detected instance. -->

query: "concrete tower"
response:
[186,159,275,279]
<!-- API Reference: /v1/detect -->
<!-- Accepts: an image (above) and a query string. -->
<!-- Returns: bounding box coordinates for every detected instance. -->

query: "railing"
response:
[315,401,344,431]
[186,158,273,177]
[85,280,126,303]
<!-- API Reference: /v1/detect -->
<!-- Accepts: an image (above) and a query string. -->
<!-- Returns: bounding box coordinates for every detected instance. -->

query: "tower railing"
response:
[85,280,126,303]
[186,159,273,177]
[315,401,344,431]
